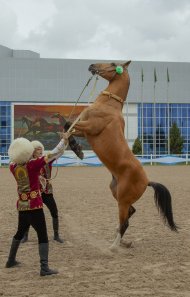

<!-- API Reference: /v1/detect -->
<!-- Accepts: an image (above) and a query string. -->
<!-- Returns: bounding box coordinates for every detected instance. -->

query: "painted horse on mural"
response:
[21,116,41,136]
[71,61,178,250]
[22,116,62,135]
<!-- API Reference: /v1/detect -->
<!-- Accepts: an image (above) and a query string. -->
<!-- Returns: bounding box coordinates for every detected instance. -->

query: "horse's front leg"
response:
[71,129,85,137]
[74,119,105,136]
[74,120,97,135]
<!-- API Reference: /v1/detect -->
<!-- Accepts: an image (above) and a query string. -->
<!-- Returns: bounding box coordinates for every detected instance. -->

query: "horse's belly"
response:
[88,140,126,171]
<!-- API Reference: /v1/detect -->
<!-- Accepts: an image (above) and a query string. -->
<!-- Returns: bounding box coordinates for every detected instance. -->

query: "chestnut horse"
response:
[72,61,178,250]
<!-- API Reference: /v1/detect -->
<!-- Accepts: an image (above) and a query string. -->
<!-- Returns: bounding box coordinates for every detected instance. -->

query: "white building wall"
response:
[123,103,138,149]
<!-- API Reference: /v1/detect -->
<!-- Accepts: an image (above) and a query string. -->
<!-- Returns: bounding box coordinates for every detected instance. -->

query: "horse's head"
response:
[51,113,60,118]
[88,61,131,81]
[51,113,67,126]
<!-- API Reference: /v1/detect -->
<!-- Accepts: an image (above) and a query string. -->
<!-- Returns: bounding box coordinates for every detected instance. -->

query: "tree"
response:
[169,122,184,154]
[156,125,167,153]
[132,137,142,155]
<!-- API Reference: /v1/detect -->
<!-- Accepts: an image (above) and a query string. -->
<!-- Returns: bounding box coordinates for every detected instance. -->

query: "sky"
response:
[0,0,190,62]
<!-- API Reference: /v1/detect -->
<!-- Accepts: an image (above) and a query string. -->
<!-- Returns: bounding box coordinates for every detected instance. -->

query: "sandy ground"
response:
[0,165,190,297]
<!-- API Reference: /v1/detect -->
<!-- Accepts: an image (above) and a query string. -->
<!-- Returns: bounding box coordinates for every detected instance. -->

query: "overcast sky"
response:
[0,0,190,62]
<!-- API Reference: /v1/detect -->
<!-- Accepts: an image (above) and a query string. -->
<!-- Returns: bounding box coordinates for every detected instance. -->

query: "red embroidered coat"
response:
[40,161,54,194]
[10,157,46,211]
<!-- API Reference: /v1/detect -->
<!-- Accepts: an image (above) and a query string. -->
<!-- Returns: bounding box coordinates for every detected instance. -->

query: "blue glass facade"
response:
[0,101,11,154]
[138,103,190,154]
[1,102,190,155]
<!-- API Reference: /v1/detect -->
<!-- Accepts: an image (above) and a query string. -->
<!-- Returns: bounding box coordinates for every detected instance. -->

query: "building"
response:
[1,44,190,159]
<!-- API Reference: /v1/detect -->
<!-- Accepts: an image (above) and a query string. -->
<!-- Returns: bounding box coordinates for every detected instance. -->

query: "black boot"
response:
[5,237,21,268]
[21,229,29,243]
[64,122,84,160]
[39,243,58,276]
[53,217,64,243]
[69,139,84,160]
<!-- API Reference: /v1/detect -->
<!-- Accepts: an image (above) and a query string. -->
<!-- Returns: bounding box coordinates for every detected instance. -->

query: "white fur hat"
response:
[31,140,44,151]
[8,137,34,164]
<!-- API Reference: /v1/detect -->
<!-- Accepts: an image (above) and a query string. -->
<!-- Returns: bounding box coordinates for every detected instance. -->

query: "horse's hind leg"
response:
[128,205,136,218]
[110,202,130,250]
[109,175,117,200]
[110,175,136,218]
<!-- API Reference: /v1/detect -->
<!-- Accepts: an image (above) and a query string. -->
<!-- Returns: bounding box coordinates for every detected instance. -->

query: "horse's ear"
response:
[123,61,131,68]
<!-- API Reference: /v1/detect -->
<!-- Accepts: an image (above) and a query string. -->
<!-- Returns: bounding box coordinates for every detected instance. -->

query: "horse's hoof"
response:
[109,245,118,252]
[121,241,133,248]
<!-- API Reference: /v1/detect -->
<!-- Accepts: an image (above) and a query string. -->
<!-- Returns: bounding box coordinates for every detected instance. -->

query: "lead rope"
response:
[67,75,94,122]
[87,75,99,104]
[66,63,124,133]
[43,76,95,185]
[44,138,70,184]
[67,75,99,133]
[44,75,98,185]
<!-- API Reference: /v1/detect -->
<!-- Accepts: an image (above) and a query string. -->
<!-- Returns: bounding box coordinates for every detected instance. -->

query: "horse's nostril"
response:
[88,64,94,71]
[88,64,97,75]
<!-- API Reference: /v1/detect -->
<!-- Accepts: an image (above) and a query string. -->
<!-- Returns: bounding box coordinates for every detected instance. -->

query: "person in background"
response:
[21,140,64,243]
[5,133,69,276]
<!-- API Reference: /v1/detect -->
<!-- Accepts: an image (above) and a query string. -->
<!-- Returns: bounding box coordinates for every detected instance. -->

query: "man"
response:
[21,140,64,243]
[5,133,69,276]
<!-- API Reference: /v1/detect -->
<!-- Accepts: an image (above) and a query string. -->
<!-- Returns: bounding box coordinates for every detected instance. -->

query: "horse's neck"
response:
[94,76,129,109]
[106,76,129,100]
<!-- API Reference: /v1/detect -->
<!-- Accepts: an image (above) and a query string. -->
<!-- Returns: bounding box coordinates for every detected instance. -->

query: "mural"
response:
[13,104,91,150]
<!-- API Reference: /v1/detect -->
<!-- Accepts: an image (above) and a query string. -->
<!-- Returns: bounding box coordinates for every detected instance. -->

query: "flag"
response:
[154,68,157,83]
[167,67,170,83]
[141,68,144,83]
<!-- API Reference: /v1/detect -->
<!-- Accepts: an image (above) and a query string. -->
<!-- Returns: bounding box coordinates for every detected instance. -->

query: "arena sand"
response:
[0,166,189,297]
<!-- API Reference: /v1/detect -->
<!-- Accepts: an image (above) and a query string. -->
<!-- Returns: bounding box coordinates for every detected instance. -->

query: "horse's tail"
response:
[148,181,178,232]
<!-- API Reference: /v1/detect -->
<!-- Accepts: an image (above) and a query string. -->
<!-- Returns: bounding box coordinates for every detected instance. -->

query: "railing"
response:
[1,151,190,167]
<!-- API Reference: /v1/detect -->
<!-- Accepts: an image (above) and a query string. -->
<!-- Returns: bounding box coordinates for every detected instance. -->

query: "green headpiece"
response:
[115,65,123,74]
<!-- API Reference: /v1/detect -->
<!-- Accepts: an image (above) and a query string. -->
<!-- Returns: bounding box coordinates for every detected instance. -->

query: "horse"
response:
[71,61,178,250]
[37,117,62,133]
[21,116,40,136]
[51,113,84,159]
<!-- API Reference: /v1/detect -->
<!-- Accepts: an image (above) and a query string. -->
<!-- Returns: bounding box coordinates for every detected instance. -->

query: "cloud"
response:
[1,0,190,61]
[0,1,18,47]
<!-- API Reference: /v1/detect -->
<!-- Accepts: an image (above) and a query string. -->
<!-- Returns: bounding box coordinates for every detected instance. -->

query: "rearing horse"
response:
[72,61,178,250]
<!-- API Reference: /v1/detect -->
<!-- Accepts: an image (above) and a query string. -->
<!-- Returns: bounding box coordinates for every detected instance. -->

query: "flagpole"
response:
[167,68,170,154]
[153,68,157,156]
[141,68,144,156]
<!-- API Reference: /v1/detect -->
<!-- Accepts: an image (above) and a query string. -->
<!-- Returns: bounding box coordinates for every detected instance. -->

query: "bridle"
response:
[90,63,127,81]
[91,64,126,104]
